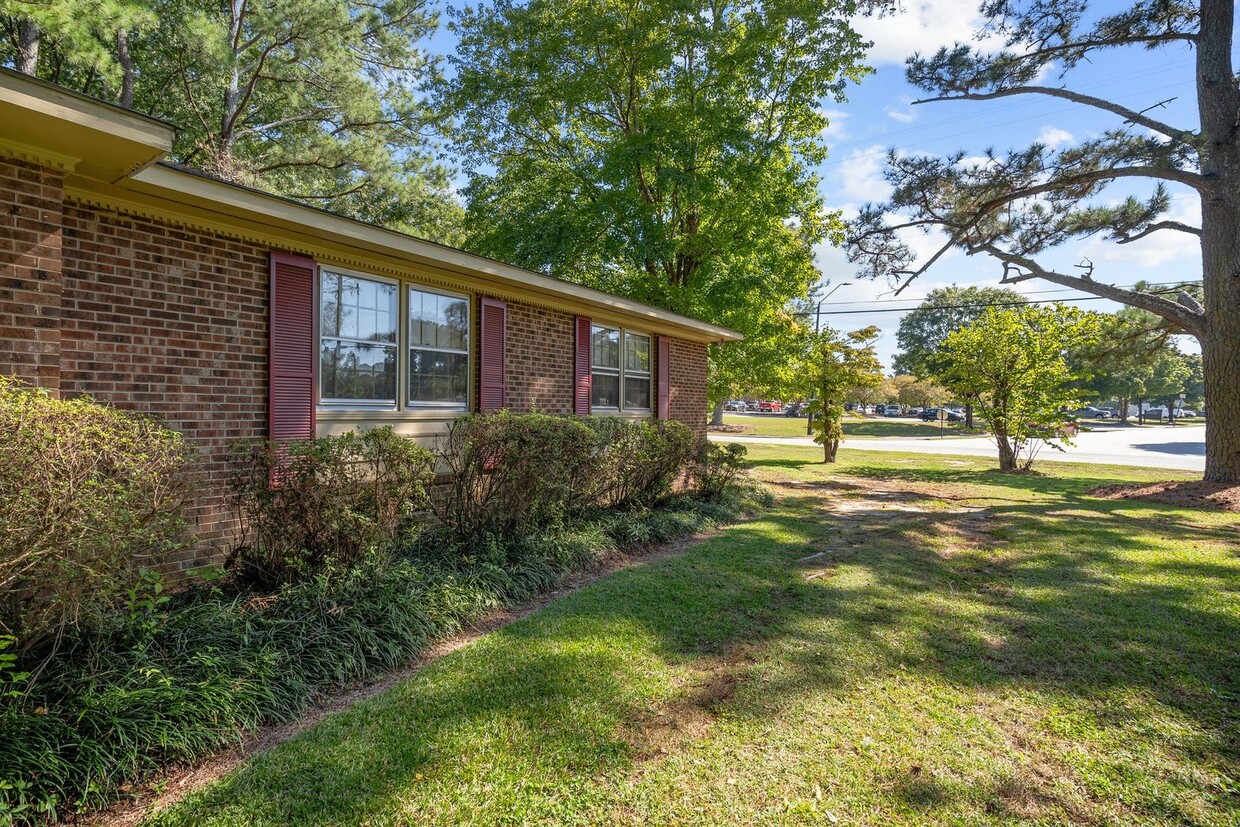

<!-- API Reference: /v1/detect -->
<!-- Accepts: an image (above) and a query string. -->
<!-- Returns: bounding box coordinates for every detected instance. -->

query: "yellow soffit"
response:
[0,69,173,183]
[69,163,742,344]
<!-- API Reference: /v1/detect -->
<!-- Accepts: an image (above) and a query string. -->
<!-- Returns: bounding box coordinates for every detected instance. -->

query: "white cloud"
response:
[885,106,917,123]
[853,1,1007,66]
[821,108,851,142]
[1036,126,1075,149]
[837,145,892,203]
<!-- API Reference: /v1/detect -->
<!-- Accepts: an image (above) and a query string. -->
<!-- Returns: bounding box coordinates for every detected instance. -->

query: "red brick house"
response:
[0,70,740,572]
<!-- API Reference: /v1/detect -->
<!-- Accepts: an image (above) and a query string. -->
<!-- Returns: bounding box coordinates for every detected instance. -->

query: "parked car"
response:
[1072,406,1111,419]
[920,407,940,422]
[884,406,904,417]
[723,399,747,412]
[784,402,805,417]
[746,401,763,412]
[922,407,963,422]
[758,400,783,413]
[875,404,889,416]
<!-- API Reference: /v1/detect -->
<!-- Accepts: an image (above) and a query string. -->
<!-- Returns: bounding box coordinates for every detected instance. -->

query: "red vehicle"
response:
[758,400,783,413]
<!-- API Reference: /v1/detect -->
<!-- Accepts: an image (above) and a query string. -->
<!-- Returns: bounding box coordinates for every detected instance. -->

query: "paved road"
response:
[711,423,1206,472]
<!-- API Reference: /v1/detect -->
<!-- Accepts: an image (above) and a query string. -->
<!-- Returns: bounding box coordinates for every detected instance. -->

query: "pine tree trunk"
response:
[1197,0,1240,482]
[16,18,39,74]
[117,29,135,109]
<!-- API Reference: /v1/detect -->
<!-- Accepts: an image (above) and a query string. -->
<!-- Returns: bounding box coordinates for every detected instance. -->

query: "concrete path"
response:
[711,423,1207,472]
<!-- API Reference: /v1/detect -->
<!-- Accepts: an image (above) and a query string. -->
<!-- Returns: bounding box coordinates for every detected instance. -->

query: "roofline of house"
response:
[0,67,742,344]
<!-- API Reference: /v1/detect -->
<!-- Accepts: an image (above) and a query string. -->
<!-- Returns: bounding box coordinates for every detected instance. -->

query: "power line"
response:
[814,294,1178,316]
[817,279,1203,308]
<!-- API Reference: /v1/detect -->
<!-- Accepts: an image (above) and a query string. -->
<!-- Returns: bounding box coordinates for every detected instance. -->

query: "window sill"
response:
[318,408,469,423]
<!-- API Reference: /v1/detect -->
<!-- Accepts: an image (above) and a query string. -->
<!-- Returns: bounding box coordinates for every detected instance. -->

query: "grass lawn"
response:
[721,413,964,438]
[146,446,1240,826]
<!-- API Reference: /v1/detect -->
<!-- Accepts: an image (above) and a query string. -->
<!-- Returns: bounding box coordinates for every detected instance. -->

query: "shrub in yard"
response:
[227,427,434,585]
[432,411,602,543]
[586,418,699,509]
[694,441,749,502]
[0,376,192,650]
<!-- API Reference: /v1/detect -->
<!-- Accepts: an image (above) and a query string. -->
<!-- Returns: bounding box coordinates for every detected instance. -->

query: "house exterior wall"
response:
[57,201,270,570]
[1,174,712,575]
[668,337,709,439]
[0,158,64,391]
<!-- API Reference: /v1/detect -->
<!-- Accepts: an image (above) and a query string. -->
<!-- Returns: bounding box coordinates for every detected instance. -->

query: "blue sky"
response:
[810,0,1207,369]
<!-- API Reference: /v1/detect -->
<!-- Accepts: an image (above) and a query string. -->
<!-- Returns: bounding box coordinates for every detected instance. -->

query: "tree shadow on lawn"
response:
[149,482,1240,826]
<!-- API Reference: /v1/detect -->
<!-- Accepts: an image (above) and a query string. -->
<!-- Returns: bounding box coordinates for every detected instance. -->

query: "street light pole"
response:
[813,281,852,332]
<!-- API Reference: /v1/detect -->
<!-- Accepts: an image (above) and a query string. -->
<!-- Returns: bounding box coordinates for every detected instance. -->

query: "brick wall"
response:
[668,337,708,438]
[504,301,575,413]
[0,159,63,391]
[59,202,270,573]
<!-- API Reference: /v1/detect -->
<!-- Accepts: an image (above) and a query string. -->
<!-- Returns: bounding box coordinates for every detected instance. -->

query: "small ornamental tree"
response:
[804,326,882,463]
[938,305,1099,472]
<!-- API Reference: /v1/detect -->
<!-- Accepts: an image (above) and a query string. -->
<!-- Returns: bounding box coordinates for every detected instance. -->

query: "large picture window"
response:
[319,269,470,411]
[591,324,651,412]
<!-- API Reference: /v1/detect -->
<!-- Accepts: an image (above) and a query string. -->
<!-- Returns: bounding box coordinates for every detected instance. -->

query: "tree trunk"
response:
[117,28,135,109]
[964,402,973,430]
[710,399,724,426]
[995,429,1017,472]
[824,437,839,463]
[1119,397,1129,424]
[16,18,39,75]
[1197,0,1240,482]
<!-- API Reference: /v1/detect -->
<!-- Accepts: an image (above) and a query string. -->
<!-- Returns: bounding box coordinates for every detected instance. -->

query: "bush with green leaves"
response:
[586,418,699,509]
[432,411,602,543]
[694,441,748,502]
[0,376,192,651]
[226,427,434,585]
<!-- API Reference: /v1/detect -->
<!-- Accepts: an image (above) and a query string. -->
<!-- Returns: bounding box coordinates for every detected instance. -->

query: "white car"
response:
[723,400,747,412]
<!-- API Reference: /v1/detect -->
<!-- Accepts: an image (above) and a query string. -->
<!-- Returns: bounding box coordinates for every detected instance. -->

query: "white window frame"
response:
[318,268,400,411]
[406,283,471,411]
[590,323,652,414]
[317,266,472,413]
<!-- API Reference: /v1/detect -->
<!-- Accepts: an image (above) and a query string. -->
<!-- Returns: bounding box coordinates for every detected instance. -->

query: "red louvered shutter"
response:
[656,335,671,420]
[574,316,591,415]
[269,252,317,442]
[479,298,507,411]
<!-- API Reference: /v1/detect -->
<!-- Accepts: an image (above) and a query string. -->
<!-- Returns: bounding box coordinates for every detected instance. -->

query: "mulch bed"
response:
[1089,480,1240,513]
[707,424,752,434]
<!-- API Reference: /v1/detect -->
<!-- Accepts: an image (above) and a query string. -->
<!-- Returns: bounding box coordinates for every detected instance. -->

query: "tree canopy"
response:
[1,0,463,241]
[442,0,884,406]
[802,325,882,463]
[938,305,1099,472]
[893,285,1023,377]
[845,0,1240,482]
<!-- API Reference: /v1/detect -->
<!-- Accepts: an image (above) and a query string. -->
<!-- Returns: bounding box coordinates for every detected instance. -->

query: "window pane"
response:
[591,326,620,369]
[624,376,651,410]
[320,272,397,342]
[591,372,620,408]
[410,288,469,352]
[320,341,397,403]
[624,332,650,374]
[409,349,469,406]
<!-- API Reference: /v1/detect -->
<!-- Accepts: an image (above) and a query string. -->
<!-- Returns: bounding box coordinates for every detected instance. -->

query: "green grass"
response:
[145,447,1240,827]
[721,413,964,438]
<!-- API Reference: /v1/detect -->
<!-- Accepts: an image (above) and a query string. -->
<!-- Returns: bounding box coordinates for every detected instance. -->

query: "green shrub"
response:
[0,377,192,650]
[432,411,602,543]
[586,419,699,509]
[694,441,748,501]
[226,427,434,585]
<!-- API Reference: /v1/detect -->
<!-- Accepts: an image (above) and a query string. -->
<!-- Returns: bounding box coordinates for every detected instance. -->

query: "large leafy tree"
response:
[846,0,1240,482]
[1073,307,1191,421]
[442,0,881,417]
[939,305,1099,472]
[893,285,1023,376]
[1,0,462,241]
